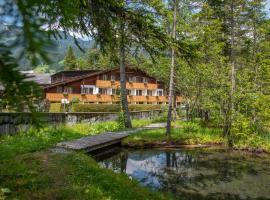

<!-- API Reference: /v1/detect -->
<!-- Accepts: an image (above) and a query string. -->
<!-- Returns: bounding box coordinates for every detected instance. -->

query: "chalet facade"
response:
[44,67,182,104]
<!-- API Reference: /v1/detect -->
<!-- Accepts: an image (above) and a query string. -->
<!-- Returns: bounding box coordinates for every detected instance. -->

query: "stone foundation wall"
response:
[0,110,161,135]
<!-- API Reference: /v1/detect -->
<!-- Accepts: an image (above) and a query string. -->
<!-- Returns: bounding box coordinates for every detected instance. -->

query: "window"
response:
[147,90,153,96]
[81,85,95,94]
[99,88,108,95]
[64,87,72,94]
[127,89,132,95]
[82,87,94,94]
[143,77,148,83]
[128,76,134,82]
[115,75,120,81]
[136,90,143,96]
[112,89,120,95]
[135,76,143,83]
[157,89,163,96]
[57,86,63,93]
[101,74,107,80]
[111,75,116,81]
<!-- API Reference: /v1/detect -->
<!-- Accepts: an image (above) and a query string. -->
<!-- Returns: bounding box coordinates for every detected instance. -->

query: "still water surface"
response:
[98,148,270,200]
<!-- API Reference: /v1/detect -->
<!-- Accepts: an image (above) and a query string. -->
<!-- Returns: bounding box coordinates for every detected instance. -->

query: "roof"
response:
[51,70,100,77]
[25,73,51,85]
[44,66,163,89]
[45,68,116,89]
[0,73,51,91]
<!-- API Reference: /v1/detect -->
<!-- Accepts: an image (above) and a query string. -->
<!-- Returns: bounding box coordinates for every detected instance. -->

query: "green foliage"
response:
[0,119,164,199]
[33,64,50,73]
[0,45,43,112]
[123,122,223,147]
[49,103,62,112]
[117,110,126,130]
[152,111,168,123]
[182,122,201,133]
[71,104,163,112]
[64,46,77,70]
[0,119,152,160]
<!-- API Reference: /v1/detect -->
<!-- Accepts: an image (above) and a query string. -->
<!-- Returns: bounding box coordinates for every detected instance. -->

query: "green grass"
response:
[0,151,166,200]
[0,119,167,200]
[0,119,152,160]
[123,121,224,147]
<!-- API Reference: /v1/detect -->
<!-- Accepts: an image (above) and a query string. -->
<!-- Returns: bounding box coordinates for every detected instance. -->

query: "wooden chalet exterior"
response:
[44,67,182,104]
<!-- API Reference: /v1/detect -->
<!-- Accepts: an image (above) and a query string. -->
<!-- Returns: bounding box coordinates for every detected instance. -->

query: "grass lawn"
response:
[0,119,167,200]
[123,121,224,147]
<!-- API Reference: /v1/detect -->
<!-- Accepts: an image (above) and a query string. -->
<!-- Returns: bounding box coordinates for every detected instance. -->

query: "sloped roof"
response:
[45,68,116,89]
[25,73,51,85]
[44,66,163,89]
[0,73,51,91]
[51,70,100,77]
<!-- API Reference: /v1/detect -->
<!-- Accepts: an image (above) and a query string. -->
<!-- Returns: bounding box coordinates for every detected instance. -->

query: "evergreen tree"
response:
[64,46,77,70]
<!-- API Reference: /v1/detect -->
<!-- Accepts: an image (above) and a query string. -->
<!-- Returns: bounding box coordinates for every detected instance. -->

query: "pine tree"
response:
[64,46,77,70]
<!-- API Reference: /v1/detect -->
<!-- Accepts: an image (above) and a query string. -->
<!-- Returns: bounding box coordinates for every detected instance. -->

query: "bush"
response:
[182,122,201,133]
[152,111,167,123]
[49,103,62,112]
[71,104,163,112]
[72,104,120,112]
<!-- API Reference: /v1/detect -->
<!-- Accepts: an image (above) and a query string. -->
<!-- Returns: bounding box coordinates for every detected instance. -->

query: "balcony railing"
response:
[46,93,182,103]
[95,80,158,90]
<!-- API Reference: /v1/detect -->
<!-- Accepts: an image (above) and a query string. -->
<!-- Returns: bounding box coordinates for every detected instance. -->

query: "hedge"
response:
[49,103,62,112]
[72,104,163,112]
[46,103,162,113]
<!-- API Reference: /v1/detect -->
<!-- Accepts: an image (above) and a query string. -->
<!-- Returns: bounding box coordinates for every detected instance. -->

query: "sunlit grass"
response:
[0,119,167,200]
[123,121,224,147]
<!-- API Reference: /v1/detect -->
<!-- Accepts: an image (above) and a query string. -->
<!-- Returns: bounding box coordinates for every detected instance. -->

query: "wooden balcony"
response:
[46,93,182,103]
[96,80,158,90]
[46,93,120,103]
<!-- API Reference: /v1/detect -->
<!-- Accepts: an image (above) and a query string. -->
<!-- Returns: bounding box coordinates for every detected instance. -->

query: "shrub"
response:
[71,104,163,112]
[49,103,62,112]
[72,104,120,112]
[152,111,167,123]
[182,122,200,133]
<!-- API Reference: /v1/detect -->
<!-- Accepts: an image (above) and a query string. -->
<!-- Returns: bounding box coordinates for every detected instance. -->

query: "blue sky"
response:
[267,0,270,15]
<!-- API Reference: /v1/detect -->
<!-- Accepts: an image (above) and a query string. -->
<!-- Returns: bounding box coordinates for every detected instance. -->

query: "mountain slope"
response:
[0,23,94,71]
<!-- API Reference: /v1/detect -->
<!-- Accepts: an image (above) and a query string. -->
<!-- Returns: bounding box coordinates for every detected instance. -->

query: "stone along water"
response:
[98,148,270,200]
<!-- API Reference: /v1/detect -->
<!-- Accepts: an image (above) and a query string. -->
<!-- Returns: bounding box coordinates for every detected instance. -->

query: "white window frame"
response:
[157,89,163,96]
[136,89,143,96]
[64,86,73,94]
[147,90,153,96]
[111,75,116,81]
[143,77,148,83]
[81,85,96,94]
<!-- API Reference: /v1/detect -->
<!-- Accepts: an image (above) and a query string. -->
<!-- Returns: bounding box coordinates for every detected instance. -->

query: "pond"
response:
[97,147,270,200]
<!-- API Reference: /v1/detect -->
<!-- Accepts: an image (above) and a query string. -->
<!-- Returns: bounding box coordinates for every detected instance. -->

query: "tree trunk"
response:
[166,0,177,136]
[119,22,132,128]
[227,1,236,146]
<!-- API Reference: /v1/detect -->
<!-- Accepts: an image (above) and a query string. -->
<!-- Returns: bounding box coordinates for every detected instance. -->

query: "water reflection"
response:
[98,148,270,200]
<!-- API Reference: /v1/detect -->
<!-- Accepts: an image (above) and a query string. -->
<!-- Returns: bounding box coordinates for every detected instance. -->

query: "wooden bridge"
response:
[56,123,166,153]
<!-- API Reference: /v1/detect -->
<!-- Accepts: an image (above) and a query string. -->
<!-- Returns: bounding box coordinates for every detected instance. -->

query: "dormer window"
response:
[111,75,116,81]
[143,77,148,83]
[135,76,143,83]
[101,74,107,80]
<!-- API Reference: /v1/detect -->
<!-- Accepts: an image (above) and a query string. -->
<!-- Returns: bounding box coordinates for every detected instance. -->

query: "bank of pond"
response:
[0,119,269,199]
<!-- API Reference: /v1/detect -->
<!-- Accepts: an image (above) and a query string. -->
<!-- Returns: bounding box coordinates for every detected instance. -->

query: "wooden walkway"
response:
[56,123,166,153]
